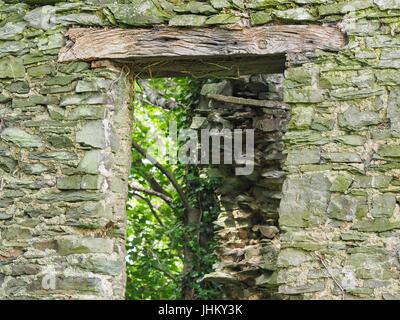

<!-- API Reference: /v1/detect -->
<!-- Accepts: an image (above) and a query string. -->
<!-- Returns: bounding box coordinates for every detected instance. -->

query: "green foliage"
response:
[184,167,223,299]
[126,77,219,300]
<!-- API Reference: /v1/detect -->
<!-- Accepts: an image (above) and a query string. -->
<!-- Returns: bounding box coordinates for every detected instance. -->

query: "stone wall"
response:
[0,0,400,300]
[0,1,133,298]
[279,14,400,300]
[199,75,287,300]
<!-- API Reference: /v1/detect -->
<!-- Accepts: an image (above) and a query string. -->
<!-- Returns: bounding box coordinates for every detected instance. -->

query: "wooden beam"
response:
[58,25,346,63]
[207,94,289,110]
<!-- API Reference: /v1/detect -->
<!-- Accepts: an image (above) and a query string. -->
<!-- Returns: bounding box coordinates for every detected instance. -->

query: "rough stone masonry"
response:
[0,0,400,300]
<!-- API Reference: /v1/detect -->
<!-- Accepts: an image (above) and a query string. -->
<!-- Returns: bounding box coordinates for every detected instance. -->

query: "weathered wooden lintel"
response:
[59,25,345,61]
[59,25,345,77]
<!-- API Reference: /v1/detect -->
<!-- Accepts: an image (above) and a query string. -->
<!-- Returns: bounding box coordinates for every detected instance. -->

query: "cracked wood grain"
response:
[59,25,346,63]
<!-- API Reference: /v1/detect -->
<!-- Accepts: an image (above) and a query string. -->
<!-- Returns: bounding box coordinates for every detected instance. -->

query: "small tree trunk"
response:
[181,207,201,300]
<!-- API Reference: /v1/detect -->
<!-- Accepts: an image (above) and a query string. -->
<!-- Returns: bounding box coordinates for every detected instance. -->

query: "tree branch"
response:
[153,265,179,284]
[132,138,191,211]
[142,172,172,199]
[129,184,173,205]
[135,80,183,110]
[132,192,165,227]
[130,160,172,199]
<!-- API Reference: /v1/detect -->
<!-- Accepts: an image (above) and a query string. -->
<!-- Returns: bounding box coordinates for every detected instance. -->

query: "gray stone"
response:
[7,81,30,94]
[353,219,400,232]
[11,264,41,276]
[286,148,320,166]
[284,131,329,146]
[40,83,77,94]
[4,279,27,296]
[66,202,107,218]
[273,8,316,21]
[48,135,73,148]
[23,52,56,65]
[285,67,318,88]
[0,42,29,58]
[0,156,17,173]
[174,2,217,14]
[206,14,241,25]
[30,152,78,161]
[78,254,123,276]
[330,175,353,193]
[255,117,281,132]
[77,150,103,174]
[250,11,273,25]
[0,95,10,103]
[279,282,325,295]
[288,106,314,129]
[388,90,400,132]
[327,195,366,221]
[58,62,90,74]
[0,128,43,148]
[57,176,82,190]
[2,226,32,240]
[210,0,232,9]
[37,33,66,51]
[66,105,106,120]
[322,152,362,163]
[201,81,232,96]
[38,191,104,203]
[76,79,112,93]
[352,175,392,189]
[277,248,310,267]
[379,48,400,68]
[81,175,104,190]
[45,75,81,86]
[318,0,374,16]
[107,2,170,26]
[169,15,208,27]
[0,22,26,40]
[341,231,368,241]
[22,163,49,175]
[364,279,391,289]
[383,292,400,300]
[76,121,106,148]
[334,135,366,146]
[27,64,55,78]
[371,194,396,218]
[12,95,59,108]
[374,0,400,9]
[338,107,380,130]
[38,276,103,293]
[378,145,400,158]
[57,236,114,255]
[376,70,400,85]
[0,212,13,220]
[279,173,331,227]
[24,5,56,30]
[56,13,106,26]
[330,87,384,100]
[0,56,25,79]
[366,35,400,48]
[60,94,109,106]
[284,88,324,103]
[47,105,65,120]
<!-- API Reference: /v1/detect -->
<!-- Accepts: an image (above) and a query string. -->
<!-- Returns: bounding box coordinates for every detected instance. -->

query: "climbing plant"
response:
[126,77,221,300]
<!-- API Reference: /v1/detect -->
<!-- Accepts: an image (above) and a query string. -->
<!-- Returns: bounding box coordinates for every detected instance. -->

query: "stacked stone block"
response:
[0,0,400,300]
[199,75,288,299]
[0,1,133,299]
